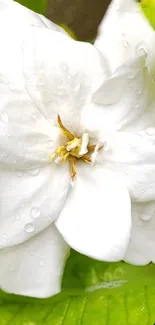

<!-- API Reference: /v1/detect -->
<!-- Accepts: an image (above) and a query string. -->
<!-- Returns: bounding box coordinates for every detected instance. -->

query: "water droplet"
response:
[132,102,139,109]
[140,214,151,221]
[127,72,135,79]
[28,168,40,176]
[24,222,35,233]
[124,41,129,48]
[48,139,53,146]
[40,259,45,267]
[138,47,147,57]
[136,88,142,95]
[15,215,20,221]
[103,141,109,151]
[3,233,8,239]
[0,112,8,123]
[146,128,155,136]
[17,171,23,177]
[31,207,41,219]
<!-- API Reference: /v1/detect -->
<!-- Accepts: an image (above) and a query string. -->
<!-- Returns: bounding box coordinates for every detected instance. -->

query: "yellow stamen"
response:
[57,115,74,141]
[49,115,103,182]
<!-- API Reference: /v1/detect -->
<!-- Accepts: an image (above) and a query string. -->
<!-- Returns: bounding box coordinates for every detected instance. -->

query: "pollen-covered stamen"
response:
[49,115,103,182]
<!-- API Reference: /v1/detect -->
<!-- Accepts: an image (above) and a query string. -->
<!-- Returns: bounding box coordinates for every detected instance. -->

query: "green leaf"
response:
[0,250,155,324]
[15,0,47,14]
[140,0,155,30]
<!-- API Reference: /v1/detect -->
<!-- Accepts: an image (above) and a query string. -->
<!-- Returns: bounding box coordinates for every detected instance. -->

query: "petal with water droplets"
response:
[99,130,155,202]
[124,202,155,265]
[0,165,70,248]
[0,225,69,298]
[95,0,155,76]
[82,56,155,133]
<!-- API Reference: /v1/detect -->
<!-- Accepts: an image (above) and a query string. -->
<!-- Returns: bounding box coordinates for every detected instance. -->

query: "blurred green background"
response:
[18,0,111,40]
[17,0,155,41]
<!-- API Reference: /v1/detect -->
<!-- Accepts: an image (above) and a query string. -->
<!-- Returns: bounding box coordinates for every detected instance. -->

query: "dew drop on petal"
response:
[140,214,151,221]
[146,128,155,136]
[0,112,8,123]
[124,41,129,48]
[31,207,41,219]
[136,88,142,95]
[48,139,53,146]
[40,259,46,267]
[132,102,139,109]
[17,171,23,177]
[24,222,35,233]
[103,141,108,151]
[138,47,147,57]
[127,72,135,80]
[28,168,40,176]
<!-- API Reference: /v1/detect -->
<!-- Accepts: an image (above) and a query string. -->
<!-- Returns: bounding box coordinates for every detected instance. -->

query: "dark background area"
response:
[46,0,111,40]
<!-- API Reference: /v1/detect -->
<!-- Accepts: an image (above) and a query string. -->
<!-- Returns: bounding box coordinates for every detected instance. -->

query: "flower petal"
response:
[22,27,109,133]
[55,166,131,262]
[95,0,155,76]
[0,165,70,248]
[0,23,63,169]
[0,224,69,298]
[124,202,155,265]
[38,14,68,34]
[0,0,67,33]
[82,56,155,134]
[100,130,155,202]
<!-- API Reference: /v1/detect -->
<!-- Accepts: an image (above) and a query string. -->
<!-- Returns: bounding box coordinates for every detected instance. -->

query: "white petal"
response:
[100,130,155,202]
[22,27,109,133]
[38,14,68,34]
[124,202,155,265]
[0,224,69,298]
[0,1,45,28]
[95,0,155,76]
[56,166,131,262]
[0,165,70,248]
[0,0,66,31]
[82,56,155,134]
[0,25,62,169]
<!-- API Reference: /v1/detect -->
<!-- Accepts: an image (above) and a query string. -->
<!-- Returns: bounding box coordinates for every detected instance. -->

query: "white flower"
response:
[0,0,155,298]
[95,0,155,265]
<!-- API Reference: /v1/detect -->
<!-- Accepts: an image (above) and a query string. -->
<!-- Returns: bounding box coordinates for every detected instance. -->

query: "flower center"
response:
[49,115,103,183]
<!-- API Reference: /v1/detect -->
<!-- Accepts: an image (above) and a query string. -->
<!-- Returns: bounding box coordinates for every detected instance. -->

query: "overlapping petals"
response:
[56,166,131,261]
[95,0,155,76]
[0,225,69,297]
[0,166,70,248]
[124,202,155,265]
[82,55,155,134]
